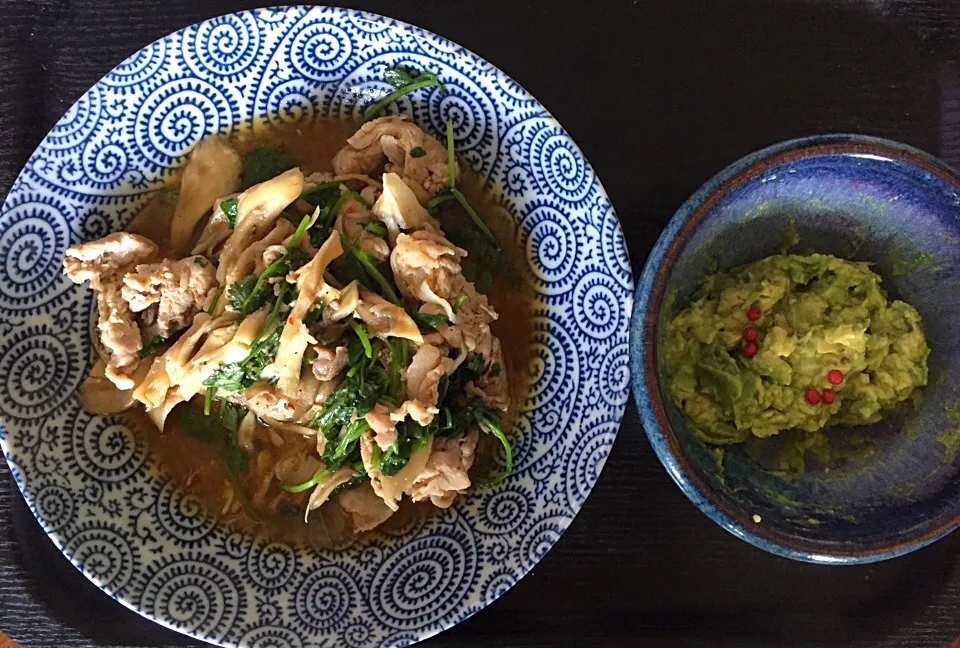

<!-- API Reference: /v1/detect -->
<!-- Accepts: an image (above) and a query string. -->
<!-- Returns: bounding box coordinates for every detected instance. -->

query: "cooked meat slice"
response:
[63,232,158,289]
[466,338,509,410]
[334,194,390,262]
[311,345,348,381]
[121,256,217,339]
[390,231,466,322]
[423,278,499,361]
[390,344,452,427]
[333,115,457,194]
[405,344,449,404]
[170,135,241,255]
[407,430,479,508]
[243,382,297,422]
[96,284,143,389]
[360,432,431,512]
[364,403,398,450]
[338,482,394,532]
[63,232,161,389]
[389,399,437,427]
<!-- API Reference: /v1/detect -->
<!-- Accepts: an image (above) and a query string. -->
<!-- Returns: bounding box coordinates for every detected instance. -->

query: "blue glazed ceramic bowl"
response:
[0,7,632,647]
[632,134,960,564]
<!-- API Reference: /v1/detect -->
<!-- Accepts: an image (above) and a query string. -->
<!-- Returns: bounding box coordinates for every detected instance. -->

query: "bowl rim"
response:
[630,133,960,564]
[0,4,633,646]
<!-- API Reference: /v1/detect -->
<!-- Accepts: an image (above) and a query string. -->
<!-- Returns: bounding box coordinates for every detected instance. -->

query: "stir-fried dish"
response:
[63,68,530,543]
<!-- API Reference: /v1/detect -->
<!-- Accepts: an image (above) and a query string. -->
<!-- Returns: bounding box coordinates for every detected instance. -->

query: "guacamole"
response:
[663,254,930,446]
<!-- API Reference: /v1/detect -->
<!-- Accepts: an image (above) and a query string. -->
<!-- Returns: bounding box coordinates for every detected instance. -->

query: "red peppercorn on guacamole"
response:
[663,254,930,446]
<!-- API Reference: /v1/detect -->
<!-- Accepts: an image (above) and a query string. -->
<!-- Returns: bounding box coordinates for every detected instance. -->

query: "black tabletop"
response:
[2,1,960,646]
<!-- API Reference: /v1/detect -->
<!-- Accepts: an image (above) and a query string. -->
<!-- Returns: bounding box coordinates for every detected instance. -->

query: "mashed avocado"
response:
[663,254,929,447]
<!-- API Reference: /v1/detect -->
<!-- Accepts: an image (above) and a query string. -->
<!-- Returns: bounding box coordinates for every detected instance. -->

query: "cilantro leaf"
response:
[220,198,239,228]
[301,181,340,207]
[241,146,293,189]
[227,275,271,314]
[411,309,448,330]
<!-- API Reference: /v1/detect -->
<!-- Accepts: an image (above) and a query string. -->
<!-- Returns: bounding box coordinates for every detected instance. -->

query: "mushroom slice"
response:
[170,136,241,254]
[373,172,437,244]
[265,230,344,398]
[217,167,305,289]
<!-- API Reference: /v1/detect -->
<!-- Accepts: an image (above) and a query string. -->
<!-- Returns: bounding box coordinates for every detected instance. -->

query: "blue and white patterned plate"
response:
[0,7,632,647]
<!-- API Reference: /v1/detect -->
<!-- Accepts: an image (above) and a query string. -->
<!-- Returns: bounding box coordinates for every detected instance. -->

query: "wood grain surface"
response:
[1,1,960,646]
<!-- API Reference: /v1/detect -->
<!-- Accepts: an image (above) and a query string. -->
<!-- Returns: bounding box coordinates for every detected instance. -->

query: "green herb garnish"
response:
[229,230,308,317]
[207,286,224,313]
[350,321,373,359]
[220,198,239,228]
[204,312,284,393]
[364,65,447,120]
[364,221,388,237]
[228,275,272,315]
[340,233,400,304]
[377,420,434,476]
[241,146,294,189]
[204,385,215,416]
[301,181,340,207]
[140,335,169,357]
[410,146,427,158]
[290,213,312,248]
[427,192,456,214]
[411,309,448,330]
[281,467,329,494]
[330,470,368,497]
[443,119,499,249]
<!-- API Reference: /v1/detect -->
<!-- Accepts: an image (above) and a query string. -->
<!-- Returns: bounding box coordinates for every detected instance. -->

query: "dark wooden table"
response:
[2,0,960,646]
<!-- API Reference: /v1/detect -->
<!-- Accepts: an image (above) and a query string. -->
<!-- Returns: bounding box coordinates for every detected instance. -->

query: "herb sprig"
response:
[364,66,447,120]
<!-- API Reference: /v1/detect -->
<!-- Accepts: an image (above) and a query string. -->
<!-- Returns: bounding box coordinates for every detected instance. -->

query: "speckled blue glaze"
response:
[631,134,960,564]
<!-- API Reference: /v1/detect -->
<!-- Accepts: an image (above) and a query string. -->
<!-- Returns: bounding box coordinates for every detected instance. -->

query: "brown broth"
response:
[116,118,536,547]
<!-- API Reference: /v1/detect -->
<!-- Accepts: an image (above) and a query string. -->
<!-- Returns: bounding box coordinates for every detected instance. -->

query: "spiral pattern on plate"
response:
[67,523,138,591]
[370,532,476,630]
[139,557,242,640]
[0,327,78,420]
[293,564,357,632]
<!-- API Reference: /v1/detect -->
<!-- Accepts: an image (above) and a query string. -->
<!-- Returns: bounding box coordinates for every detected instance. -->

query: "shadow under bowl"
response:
[631,134,960,564]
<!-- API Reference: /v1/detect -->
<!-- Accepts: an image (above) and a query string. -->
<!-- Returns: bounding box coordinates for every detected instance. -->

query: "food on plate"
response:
[63,67,532,545]
[662,253,930,456]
